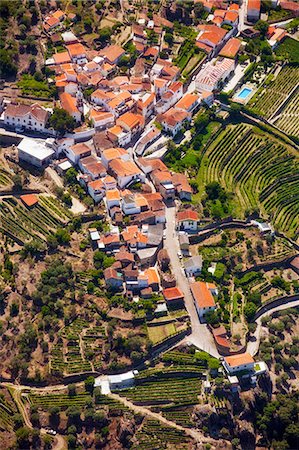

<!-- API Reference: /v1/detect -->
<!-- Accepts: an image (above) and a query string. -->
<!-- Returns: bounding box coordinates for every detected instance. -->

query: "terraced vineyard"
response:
[29,392,92,409]
[0,392,17,431]
[133,418,191,450]
[197,123,299,240]
[120,376,201,406]
[0,195,72,244]
[274,88,299,138]
[0,168,12,187]
[248,65,299,119]
[50,319,106,376]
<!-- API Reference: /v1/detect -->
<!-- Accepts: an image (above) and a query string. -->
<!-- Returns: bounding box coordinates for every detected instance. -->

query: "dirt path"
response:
[109,392,212,444]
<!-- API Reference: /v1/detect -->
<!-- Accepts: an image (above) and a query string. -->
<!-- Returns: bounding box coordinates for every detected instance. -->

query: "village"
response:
[0,0,298,448]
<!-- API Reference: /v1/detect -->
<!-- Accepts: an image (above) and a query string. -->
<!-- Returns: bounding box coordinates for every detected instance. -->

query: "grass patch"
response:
[147,323,176,344]
[17,75,56,98]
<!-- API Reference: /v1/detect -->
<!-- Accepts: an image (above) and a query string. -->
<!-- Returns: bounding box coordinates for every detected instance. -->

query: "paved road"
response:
[247,299,299,356]
[164,206,219,358]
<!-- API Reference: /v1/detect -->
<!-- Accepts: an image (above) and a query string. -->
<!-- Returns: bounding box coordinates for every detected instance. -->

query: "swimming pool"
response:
[237,87,252,100]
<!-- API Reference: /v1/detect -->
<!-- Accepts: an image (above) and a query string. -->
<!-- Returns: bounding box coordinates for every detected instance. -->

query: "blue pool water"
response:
[237,87,252,100]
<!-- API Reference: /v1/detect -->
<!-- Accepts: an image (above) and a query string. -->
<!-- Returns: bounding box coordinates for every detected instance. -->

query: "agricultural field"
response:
[275,37,299,64]
[0,195,72,245]
[147,322,177,345]
[0,388,17,432]
[50,318,106,376]
[132,418,192,450]
[196,122,299,240]
[0,168,12,187]
[274,88,299,138]
[248,65,299,118]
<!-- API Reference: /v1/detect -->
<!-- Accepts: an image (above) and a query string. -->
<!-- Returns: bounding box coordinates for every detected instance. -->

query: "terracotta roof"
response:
[45,16,59,27]
[212,326,227,337]
[116,111,144,130]
[158,107,191,128]
[88,179,104,191]
[229,3,239,10]
[5,103,49,123]
[67,43,86,58]
[109,159,141,178]
[190,281,216,309]
[104,267,119,280]
[20,194,39,207]
[106,189,121,202]
[144,47,159,57]
[102,147,127,160]
[197,24,227,46]
[224,353,254,367]
[145,268,160,285]
[175,93,199,111]
[53,51,71,65]
[99,45,125,64]
[59,92,80,115]
[163,287,184,301]
[52,9,65,20]
[70,143,91,156]
[225,10,239,22]
[219,37,241,58]
[196,41,213,53]
[247,0,261,10]
[280,1,299,11]
[177,210,199,222]
[215,335,230,348]
[214,8,226,17]
[116,248,134,262]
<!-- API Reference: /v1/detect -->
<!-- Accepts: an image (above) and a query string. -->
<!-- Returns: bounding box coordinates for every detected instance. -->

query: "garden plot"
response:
[50,319,106,376]
[274,88,299,138]
[133,418,191,450]
[0,195,72,244]
[248,65,299,119]
[197,123,299,240]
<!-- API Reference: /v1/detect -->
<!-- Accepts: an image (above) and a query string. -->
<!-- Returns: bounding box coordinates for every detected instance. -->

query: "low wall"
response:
[254,294,299,320]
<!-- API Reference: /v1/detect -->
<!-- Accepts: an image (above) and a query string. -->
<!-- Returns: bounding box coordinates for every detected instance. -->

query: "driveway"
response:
[164,206,219,358]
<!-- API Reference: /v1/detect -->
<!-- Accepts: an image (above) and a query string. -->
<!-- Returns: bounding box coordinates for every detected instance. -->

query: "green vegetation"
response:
[17,75,56,98]
[248,65,299,118]
[147,322,176,344]
[196,122,299,238]
[49,108,76,135]
[0,196,72,245]
[276,38,299,64]
[133,418,191,449]
[274,89,299,138]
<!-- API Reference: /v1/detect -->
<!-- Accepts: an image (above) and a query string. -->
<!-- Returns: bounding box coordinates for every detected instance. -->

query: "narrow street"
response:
[164,206,219,358]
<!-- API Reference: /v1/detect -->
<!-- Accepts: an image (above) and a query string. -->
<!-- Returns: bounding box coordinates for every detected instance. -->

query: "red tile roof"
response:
[20,194,39,207]
[177,210,199,222]
[163,287,184,301]
[190,281,216,308]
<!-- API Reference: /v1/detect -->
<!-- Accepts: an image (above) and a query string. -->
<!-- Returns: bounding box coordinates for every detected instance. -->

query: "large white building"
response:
[223,353,255,374]
[4,103,49,133]
[17,138,55,167]
[196,58,235,92]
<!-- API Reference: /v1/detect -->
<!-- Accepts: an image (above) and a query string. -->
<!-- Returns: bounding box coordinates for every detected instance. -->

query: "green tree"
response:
[244,302,257,321]
[84,376,95,394]
[49,108,76,135]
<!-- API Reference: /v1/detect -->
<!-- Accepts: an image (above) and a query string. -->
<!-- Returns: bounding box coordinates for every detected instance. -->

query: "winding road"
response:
[247,297,299,356]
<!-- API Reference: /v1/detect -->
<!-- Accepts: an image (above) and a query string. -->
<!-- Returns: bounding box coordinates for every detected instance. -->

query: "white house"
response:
[88,179,105,203]
[109,159,145,189]
[89,110,114,130]
[177,210,199,231]
[223,353,255,374]
[190,281,217,320]
[4,103,49,133]
[17,138,54,168]
[101,147,129,168]
[122,193,141,216]
[65,143,91,165]
[106,189,121,210]
[184,255,203,277]
[196,58,235,92]
[158,108,191,136]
